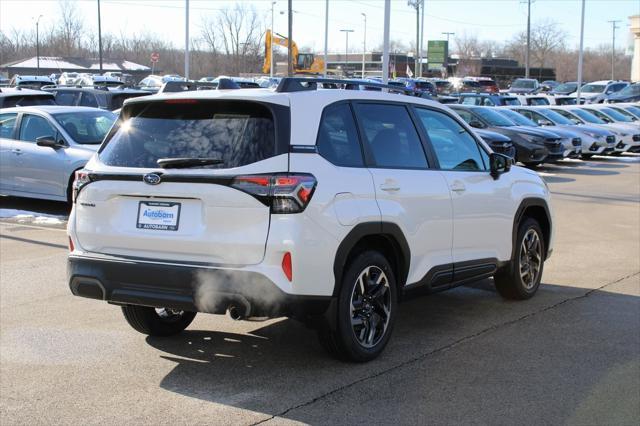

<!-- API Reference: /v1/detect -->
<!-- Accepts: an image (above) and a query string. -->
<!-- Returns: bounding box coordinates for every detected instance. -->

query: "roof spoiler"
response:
[275,77,418,95]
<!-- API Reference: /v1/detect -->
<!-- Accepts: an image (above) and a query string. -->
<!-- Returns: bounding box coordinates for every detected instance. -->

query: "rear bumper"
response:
[68,255,332,319]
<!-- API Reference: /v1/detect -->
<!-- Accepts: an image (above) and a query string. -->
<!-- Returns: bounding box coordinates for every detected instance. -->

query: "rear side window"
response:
[415,108,487,171]
[100,100,278,169]
[54,91,80,106]
[316,103,363,167]
[79,93,99,108]
[0,113,18,139]
[1,95,56,107]
[355,103,427,169]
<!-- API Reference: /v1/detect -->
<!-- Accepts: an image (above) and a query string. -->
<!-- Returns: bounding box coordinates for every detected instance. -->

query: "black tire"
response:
[581,154,593,159]
[318,250,397,362]
[524,161,542,169]
[494,218,545,300]
[121,305,196,336]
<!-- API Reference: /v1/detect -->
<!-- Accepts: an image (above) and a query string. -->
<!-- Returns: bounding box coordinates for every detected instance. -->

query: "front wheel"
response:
[494,218,545,300]
[121,305,196,336]
[318,251,397,362]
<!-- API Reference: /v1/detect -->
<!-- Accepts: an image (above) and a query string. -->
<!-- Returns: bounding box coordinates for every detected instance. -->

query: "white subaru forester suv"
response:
[68,78,554,362]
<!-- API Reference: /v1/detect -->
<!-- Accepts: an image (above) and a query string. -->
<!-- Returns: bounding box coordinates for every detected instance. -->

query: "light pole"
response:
[185,0,190,80]
[361,13,367,79]
[287,0,293,76]
[382,0,390,83]
[576,0,585,104]
[97,0,103,72]
[324,0,329,77]
[442,32,454,75]
[340,29,354,76]
[270,1,276,77]
[34,15,43,75]
[525,0,532,79]
[408,0,421,77]
[607,20,621,80]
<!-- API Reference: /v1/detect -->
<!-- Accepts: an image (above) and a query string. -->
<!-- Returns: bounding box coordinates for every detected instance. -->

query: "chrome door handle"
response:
[380,179,400,192]
[450,181,466,193]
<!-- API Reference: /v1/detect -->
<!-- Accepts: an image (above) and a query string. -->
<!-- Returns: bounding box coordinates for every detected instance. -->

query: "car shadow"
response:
[540,175,576,184]
[0,196,70,217]
[144,280,638,423]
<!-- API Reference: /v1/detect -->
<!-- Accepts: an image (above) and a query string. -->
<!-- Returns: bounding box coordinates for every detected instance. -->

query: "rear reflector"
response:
[282,252,292,282]
[68,237,75,252]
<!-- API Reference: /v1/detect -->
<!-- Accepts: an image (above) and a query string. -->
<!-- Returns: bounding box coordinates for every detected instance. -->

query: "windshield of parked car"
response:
[625,105,640,116]
[615,84,639,96]
[552,82,577,93]
[53,110,117,144]
[538,108,575,125]
[570,108,606,124]
[3,95,56,107]
[609,107,638,121]
[580,84,605,93]
[600,107,633,122]
[498,109,538,126]
[473,107,516,127]
[511,79,536,89]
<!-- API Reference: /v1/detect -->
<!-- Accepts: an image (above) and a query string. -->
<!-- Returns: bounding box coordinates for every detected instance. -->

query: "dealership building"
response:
[0,56,151,79]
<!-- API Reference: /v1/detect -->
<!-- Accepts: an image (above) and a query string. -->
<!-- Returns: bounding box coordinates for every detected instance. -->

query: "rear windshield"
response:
[99,100,279,169]
[478,80,497,87]
[1,95,56,107]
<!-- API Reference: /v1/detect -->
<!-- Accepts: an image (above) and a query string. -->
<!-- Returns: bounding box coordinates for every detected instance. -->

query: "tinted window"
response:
[461,97,481,105]
[0,113,18,139]
[1,95,56,107]
[110,93,147,110]
[53,111,116,144]
[503,98,521,105]
[415,108,486,171]
[79,93,99,108]
[54,91,80,106]
[317,103,363,167]
[500,109,537,126]
[100,101,277,169]
[355,103,427,169]
[528,98,550,105]
[19,115,57,142]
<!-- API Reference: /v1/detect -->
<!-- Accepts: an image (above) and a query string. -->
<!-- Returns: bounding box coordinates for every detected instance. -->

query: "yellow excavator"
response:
[263,29,325,75]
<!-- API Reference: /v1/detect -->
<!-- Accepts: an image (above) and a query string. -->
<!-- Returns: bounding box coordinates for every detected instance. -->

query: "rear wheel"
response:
[318,251,397,362]
[524,161,542,168]
[494,218,545,300]
[121,305,196,336]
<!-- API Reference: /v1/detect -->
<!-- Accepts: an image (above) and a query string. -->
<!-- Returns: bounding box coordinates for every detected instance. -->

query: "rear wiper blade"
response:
[157,157,224,169]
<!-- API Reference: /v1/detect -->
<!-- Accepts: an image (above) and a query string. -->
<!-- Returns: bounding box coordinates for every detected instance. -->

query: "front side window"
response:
[19,115,57,143]
[79,93,99,108]
[415,108,487,171]
[316,103,363,167]
[0,113,18,139]
[100,100,278,169]
[54,91,81,106]
[354,103,427,169]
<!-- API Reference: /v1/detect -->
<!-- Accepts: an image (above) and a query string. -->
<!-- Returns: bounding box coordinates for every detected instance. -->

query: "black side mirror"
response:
[469,120,485,129]
[36,136,63,148]
[490,152,511,179]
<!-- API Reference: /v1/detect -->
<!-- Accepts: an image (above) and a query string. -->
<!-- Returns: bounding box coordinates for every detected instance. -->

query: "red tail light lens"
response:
[232,173,317,214]
[72,170,92,203]
[282,252,292,281]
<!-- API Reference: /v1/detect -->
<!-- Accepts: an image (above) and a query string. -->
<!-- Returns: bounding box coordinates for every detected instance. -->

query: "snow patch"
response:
[0,209,67,225]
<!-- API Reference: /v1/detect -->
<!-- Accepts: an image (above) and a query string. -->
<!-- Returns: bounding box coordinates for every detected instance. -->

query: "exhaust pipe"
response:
[228,304,245,320]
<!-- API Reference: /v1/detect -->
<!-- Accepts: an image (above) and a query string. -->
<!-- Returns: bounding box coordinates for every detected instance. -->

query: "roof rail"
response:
[159,80,218,93]
[275,77,417,94]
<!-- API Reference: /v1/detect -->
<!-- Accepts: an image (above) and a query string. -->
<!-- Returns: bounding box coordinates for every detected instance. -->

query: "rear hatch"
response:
[74,97,291,265]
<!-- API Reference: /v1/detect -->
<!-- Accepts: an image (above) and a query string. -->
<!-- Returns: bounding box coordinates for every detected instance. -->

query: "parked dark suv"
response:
[45,87,149,111]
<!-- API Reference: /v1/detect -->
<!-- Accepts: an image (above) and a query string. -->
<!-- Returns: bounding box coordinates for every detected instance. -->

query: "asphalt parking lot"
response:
[1,155,639,425]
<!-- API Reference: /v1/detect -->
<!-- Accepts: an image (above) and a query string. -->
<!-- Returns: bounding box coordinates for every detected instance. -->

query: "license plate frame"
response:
[136,201,181,231]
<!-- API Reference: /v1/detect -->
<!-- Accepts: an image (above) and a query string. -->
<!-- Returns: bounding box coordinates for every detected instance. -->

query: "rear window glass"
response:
[54,91,79,106]
[1,95,56,107]
[100,100,277,169]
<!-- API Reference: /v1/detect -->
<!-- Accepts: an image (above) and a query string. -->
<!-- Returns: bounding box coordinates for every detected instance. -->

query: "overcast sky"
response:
[1,0,638,54]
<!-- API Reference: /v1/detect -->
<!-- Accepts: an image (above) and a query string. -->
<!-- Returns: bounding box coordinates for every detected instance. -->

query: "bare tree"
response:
[57,0,83,56]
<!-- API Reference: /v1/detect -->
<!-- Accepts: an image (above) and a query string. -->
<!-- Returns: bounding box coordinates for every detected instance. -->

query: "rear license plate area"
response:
[136,201,181,231]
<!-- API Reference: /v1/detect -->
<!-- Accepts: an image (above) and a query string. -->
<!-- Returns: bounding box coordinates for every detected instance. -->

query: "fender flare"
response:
[332,222,411,297]
[512,197,552,260]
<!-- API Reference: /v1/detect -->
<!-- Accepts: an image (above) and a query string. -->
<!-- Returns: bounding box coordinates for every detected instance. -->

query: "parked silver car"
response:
[0,106,116,203]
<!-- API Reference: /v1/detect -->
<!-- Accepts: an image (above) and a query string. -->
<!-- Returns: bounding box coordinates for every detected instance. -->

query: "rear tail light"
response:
[72,170,92,203]
[232,173,317,214]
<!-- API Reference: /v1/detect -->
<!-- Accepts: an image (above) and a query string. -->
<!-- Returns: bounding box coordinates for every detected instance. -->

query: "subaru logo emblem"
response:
[143,173,161,185]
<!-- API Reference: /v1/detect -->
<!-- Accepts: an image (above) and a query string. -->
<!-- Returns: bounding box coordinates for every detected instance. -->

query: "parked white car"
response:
[0,106,116,202]
[67,78,554,361]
